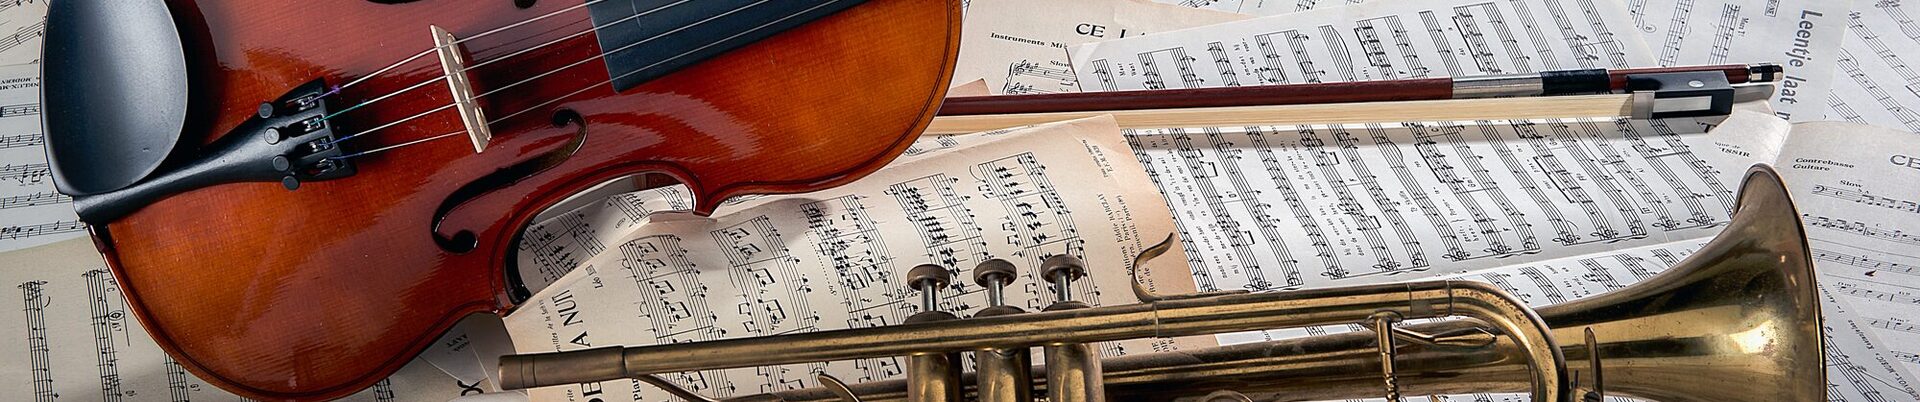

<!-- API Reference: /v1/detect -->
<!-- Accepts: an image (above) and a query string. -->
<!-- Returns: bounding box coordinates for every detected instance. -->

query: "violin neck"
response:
[588,0,870,91]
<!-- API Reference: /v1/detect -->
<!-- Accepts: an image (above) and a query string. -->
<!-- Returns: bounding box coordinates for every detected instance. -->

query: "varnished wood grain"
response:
[97,1,960,400]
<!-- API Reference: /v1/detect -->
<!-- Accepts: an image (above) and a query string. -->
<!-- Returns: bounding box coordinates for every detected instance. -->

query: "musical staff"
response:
[1870,317,1919,334]
[1805,213,1920,246]
[164,357,193,402]
[1833,279,1920,306]
[888,174,990,283]
[0,220,83,241]
[1834,45,1920,131]
[0,191,66,210]
[977,153,1098,306]
[520,211,604,286]
[618,235,737,398]
[1812,184,1920,215]
[0,18,37,58]
[0,132,38,150]
[85,270,126,402]
[20,280,55,402]
[1826,330,1895,402]
[801,195,907,382]
[0,65,84,253]
[1814,246,1919,277]
[516,186,694,293]
[999,59,1076,95]
[0,162,47,184]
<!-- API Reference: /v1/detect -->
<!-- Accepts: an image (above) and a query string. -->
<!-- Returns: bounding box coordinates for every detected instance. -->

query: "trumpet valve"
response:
[970,259,1033,402]
[1041,254,1090,309]
[904,264,962,402]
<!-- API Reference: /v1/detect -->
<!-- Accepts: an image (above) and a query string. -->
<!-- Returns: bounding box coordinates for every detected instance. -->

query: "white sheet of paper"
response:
[1772,121,1920,382]
[0,64,80,253]
[1823,3,1920,132]
[0,1,44,66]
[1067,0,1767,296]
[1627,0,1851,121]
[956,0,1246,95]
[1154,0,1358,16]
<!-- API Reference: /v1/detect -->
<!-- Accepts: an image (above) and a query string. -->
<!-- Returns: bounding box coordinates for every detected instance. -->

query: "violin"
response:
[42,1,960,400]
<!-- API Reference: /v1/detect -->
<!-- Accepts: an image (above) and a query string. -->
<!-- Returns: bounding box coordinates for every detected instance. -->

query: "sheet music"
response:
[513,127,1029,296]
[1065,2,1920,399]
[0,0,43,66]
[1154,0,1358,16]
[955,0,1245,95]
[503,116,1204,402]
[1076,0,1650,91]
[0,239,480,402]
[0,64,80,253]
[1069,0,1770,292]
[1823,3,1920,133]
[1624,0,1850,121]
[1772,121,1920,381]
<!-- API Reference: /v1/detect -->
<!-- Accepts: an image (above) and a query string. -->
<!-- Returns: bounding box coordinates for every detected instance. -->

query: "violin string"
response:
[321,0,702,144]
[334,0,608,92]
[332,103,456,145]
[491,0,826,123]
[329,131,466,160]
[329,0,845,161]
[473,0,755,100]
[320,15,596,123]
[322,77,442,121]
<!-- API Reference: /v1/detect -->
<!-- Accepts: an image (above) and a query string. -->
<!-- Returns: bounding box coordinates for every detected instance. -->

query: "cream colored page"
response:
[512,128,1032,295]
[955,0,1245,95]
[1627,0,1850,121]
[0,239,478,402]
[505,117,1197,402]
[1773,122,1920,380]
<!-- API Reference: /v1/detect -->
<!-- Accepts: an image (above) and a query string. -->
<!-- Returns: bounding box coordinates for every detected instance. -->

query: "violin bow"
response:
[927,63,1780,135]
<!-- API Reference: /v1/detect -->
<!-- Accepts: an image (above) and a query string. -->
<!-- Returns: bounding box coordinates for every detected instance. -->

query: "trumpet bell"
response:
[1537,164,1823,401]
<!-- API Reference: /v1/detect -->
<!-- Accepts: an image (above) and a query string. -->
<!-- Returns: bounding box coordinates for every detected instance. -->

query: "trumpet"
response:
[498,165,1822,402]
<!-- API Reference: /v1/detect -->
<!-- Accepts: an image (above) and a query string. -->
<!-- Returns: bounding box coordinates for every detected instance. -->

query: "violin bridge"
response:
[431,25,493,153]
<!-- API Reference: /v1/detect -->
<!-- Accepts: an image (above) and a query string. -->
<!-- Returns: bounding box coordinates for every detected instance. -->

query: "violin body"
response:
[70,1,959,400]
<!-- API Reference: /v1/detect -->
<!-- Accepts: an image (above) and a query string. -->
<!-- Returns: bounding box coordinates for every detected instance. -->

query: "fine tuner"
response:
[496,165,1824,402]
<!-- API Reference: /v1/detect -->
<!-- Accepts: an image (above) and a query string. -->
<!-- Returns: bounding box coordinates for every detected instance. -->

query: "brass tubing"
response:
[1044,342,1104,402]
[970,259,1032,402]
[906,352,962,402]
[501,281,1567,401]
[717,320,1513,402]
[971,347,1032,402]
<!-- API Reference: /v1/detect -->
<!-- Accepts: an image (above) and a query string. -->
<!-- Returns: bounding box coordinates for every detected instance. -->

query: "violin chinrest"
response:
[43,0,190,196]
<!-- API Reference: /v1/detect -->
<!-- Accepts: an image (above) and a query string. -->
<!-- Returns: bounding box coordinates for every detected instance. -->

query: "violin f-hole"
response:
[431,109,588,253]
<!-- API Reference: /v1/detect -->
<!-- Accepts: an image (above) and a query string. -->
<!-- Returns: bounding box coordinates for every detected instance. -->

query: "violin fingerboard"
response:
[589,0,867,91]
